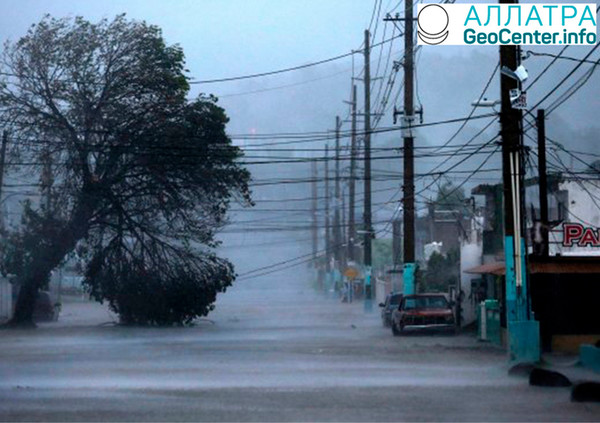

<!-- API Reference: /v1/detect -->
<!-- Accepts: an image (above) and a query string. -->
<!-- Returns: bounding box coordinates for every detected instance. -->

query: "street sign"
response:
[344,267,359,280]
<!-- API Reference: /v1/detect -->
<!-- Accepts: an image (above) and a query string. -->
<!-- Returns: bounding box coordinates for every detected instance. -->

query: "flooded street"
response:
[1,272,599,422]
[0,1,599,421]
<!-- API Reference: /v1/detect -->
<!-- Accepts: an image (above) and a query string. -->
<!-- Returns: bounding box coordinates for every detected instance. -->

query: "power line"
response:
[186,34,402,85]
[430,62,499,154]
[528,41,600,112]
[216,68,353,98]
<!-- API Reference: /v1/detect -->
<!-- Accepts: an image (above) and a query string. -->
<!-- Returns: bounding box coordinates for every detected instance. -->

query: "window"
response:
[402,296,448,310]
[390,294,402,305]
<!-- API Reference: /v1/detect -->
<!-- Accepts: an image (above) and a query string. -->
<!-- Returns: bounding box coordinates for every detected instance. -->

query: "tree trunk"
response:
[8,241,78,327]
[10,279,39,327]
[6,187,99,327]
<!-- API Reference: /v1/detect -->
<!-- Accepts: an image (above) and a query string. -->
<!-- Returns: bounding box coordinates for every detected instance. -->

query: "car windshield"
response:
[389,294,402,305]
[403,296,448,310]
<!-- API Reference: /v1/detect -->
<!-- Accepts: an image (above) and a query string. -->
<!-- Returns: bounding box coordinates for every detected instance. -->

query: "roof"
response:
[465,257,600,275]
[405,293,448,298]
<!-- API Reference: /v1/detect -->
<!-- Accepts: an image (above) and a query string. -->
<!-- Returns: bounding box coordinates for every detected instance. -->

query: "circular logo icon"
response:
[418,4,450,45]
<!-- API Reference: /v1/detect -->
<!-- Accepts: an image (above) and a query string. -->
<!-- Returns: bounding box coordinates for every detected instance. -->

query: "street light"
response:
[472,98,500,108]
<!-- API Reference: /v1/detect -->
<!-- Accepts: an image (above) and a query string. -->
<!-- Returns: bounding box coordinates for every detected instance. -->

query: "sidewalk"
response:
[540,352,600,384]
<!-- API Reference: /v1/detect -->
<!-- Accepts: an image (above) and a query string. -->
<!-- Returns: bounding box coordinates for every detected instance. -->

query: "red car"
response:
[391,294,455,336]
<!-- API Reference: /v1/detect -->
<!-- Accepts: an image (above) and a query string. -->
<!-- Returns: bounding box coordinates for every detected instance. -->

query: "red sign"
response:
[563,223,600,247]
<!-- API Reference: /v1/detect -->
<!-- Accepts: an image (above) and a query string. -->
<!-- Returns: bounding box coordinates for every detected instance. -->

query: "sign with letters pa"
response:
[563,223,600,247]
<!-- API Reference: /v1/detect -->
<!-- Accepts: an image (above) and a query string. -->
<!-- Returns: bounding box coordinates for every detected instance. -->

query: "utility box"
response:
[478,300,501,345]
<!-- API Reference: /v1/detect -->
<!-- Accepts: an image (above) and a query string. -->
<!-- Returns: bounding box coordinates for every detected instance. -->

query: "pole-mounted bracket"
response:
[393,106,424,125]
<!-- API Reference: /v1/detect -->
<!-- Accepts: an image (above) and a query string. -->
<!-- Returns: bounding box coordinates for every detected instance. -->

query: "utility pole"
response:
[348,85,358,262]
[312,158,324,289]
[402,0,417,296]
[536,109,549,257]
[499,0,539,362]
[363,29,373,301]
[324,144,331,285]
[41,148,53,212]
[0,131,7,230]
[333,116,342,273]
[311,159,318,263]
[384,2,419,296]
[341,180,346,263]
[392,219,402,267]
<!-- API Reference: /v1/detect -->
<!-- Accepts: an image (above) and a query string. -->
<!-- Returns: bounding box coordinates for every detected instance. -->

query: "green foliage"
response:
[0,15,252,325]
[435,181,467,211]
[0,201,62,289]
[373,238,393,269]
[83,244,233,325]
[420,248,460,293]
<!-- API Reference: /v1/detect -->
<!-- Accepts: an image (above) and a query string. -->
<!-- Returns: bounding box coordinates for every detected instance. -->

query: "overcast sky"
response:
[1,1,599,272]
[1,1,596,141]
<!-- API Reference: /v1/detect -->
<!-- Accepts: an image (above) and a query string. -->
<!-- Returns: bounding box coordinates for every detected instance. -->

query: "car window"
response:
[403,298,417,310]
[428,297,448,308]
[390,294,402,305]
[403,296,448,310]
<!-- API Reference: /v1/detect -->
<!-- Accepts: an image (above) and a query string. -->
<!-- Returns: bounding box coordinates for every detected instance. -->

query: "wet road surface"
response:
[1,273,599,421]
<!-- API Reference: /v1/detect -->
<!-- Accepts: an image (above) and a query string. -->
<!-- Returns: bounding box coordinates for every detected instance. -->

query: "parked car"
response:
[33,291,60,322]
[391,294,455,336]
[12,287,60,322]
[379,292,403,327]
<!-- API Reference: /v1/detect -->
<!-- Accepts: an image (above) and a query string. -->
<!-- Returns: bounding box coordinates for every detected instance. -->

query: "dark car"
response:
[33,291,60,322]
[391,294,455,336]
[12,287,60,322]
[379,292,403,327]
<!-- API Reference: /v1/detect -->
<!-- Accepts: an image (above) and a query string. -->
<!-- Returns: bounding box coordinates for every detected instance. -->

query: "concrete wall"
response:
[459,216,484,328]
[375,278,391,305]
[460,241,482,327]
[526,179,600,256]
[550,181,600,256]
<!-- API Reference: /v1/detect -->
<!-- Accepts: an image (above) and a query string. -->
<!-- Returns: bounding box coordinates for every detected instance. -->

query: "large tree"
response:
[435,181,466,211]
[421,248,460,293]
[0,15,251,326]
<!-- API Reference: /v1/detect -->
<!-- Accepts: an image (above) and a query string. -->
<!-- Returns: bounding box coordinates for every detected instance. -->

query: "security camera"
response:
[514,65,528,82]
[501,65,529,83]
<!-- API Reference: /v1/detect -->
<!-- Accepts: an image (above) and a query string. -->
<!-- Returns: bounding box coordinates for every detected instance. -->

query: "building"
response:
[462,175,600,352]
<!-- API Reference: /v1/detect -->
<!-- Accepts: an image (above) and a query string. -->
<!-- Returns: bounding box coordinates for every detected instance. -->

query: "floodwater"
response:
[1,269,599,422]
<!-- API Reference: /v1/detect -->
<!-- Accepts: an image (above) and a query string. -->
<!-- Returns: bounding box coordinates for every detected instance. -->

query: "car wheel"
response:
[392,322,401,336]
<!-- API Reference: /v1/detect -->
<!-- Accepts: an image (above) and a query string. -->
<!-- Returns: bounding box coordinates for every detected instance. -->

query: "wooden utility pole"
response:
[348,84,358,262]
[500,10,524,313]
[363,29,373,300]
[536,109,549,257]
[324,144,331,275]
[41,148,53,212]
[0,131,8,230]
[402,0,416,295]
[499,0,539,362]
[333,116,342,270]
[392,218,402,267]
[311,159,318,263]
[341,179,346,266]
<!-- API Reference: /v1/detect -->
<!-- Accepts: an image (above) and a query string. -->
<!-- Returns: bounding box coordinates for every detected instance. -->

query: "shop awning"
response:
[465,257,600,275]
[464,262,505,276]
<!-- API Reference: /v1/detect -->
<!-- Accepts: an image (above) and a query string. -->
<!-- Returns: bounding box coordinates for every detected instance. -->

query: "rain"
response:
[1,1,600,421]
